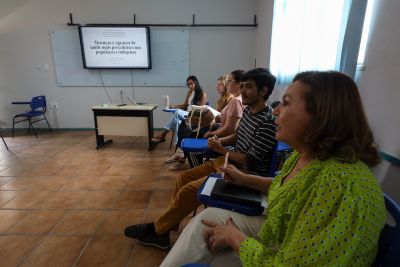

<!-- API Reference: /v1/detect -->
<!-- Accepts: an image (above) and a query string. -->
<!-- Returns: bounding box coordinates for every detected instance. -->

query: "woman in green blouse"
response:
[160,71,386,267]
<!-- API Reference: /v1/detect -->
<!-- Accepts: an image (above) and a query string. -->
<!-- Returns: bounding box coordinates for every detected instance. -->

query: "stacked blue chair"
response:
[12,95,52,138]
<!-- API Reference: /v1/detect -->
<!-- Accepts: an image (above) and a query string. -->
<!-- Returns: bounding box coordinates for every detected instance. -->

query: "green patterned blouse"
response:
[239,151,386,266]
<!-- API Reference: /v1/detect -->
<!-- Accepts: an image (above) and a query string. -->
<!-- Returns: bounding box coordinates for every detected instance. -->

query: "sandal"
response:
[169,161,189,171]
[165,150,185,163]
[151,136,166,144]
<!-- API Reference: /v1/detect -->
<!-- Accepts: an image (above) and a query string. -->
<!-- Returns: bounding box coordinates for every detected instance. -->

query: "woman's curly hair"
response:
[293,71,381,166]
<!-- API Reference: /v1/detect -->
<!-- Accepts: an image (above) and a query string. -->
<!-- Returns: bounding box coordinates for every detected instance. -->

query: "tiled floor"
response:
[0,130,191,267]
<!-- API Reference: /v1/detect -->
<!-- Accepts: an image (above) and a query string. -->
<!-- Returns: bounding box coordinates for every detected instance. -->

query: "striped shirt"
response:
[234,105,277,176]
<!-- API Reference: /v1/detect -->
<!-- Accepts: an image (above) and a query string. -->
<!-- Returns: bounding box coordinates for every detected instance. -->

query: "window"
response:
[270,0,368,84]
[357,0,375,67]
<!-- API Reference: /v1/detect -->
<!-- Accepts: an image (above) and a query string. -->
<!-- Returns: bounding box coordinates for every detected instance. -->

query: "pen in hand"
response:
[222,152,229,180]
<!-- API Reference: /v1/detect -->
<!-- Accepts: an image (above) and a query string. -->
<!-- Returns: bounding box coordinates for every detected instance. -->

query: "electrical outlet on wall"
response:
[49,102,59,110]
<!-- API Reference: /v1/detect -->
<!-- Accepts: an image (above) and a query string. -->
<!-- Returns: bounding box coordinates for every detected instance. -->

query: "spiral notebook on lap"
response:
[211,179,262,207]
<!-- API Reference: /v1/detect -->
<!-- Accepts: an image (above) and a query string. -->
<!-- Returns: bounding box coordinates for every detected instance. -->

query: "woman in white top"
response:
[152,76,208,144]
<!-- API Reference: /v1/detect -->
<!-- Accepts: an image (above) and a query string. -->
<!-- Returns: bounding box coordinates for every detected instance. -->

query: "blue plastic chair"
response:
[268,141,292,176]
[196,142,292,216]
[373,193,400,266]
[181,139,292,175]
[181,138,212,153]
[12,95,52,138]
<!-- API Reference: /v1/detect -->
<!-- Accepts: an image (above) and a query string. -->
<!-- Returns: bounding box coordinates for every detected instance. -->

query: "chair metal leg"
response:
[29,119,38,138]
[1,136,9,150]
[43,115,53,133]
[12,117,15,138]
[28,118,31,134]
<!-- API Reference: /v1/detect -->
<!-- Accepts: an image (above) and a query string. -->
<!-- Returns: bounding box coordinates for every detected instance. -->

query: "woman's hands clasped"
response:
[202,218,245,253]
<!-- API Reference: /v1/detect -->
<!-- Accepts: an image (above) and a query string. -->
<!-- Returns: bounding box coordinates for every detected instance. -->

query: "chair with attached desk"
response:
[162,102,211,150]
[196,141,292,216]
[11,95,52,138]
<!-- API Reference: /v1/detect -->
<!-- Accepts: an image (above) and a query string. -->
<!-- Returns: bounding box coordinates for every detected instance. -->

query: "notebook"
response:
[211,179,262,207]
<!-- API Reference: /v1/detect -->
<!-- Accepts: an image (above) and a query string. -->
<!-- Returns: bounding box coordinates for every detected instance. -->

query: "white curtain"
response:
[270,0,350,84]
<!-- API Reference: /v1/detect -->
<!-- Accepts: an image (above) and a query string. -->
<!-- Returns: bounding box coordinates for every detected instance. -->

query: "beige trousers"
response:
[160,207,265,267]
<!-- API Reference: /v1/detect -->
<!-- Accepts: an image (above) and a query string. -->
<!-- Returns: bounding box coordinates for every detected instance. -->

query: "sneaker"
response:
[124,223,154,239]
[138,232,171,249]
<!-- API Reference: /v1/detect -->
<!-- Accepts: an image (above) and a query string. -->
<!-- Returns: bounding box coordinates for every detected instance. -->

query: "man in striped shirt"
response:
[124,68,277,249]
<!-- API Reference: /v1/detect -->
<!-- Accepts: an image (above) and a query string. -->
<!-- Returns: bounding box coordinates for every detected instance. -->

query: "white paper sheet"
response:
[200,176,218,196]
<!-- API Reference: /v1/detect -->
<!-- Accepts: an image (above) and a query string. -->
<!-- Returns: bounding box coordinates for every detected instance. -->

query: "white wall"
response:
[253,0,400,201]
[0,0,261,129]
[356,0,400,202]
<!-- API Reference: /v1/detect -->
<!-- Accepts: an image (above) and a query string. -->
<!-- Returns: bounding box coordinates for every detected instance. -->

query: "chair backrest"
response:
[30,95,47,112]
[268,141,292,177]
[373,193,400,266]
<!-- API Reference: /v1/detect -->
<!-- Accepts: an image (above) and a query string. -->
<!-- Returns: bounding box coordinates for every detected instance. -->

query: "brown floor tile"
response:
[0,131,178,266]
[113,189,152,209]
[104,165,142,176]
[75,235,134,267]
[50,165,83,176]
[19,163,64,176]
[144,208,168,223]
[0,177,41,190]
[0,235,44,267]
[1,191,51,209]
[93,175,131,190]
[0,165,31,176]
[0,190,18,206]
[51,210,106,235]
[0,176,65,191]
[20,236,89,267]
[0,166,10,172]
[81,164,112,176]
[126,243,168,267]
[0,176,13,186]
[0,210,31,233]
[40,191,85,209]
[97,209,146,235]
[126,176,158,189]
[75,190,121,209]
[148,190,174,209]
[8,210,66,234]
[60,176,102,190]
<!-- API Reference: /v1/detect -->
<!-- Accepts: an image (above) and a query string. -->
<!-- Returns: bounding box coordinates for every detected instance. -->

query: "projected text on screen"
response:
[79,27,151,69]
